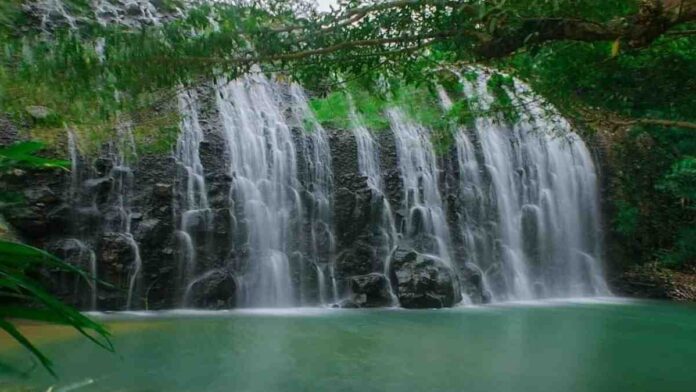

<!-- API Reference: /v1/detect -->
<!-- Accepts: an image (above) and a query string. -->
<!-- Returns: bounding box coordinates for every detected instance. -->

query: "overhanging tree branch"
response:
[476,0,696,58]
[612,118,696,130]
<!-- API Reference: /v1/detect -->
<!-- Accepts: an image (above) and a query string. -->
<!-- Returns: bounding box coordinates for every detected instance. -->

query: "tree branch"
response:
[612,118,696,130]
[475,0,696,58]
[270,0,465,33]
[251,30,460,62]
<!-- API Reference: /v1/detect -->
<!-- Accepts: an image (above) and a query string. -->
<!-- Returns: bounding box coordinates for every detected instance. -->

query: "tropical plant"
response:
[0,141,113,376]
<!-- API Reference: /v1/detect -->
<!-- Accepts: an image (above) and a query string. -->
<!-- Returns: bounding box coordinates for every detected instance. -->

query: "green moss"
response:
[132,118,180,155]
[310,82,461,153]
[309,91,350,129]
[310,82,449,131]
[350,89,390,131]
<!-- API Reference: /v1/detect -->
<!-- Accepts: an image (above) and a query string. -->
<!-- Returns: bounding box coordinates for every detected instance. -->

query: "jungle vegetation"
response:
[0,0,694,374]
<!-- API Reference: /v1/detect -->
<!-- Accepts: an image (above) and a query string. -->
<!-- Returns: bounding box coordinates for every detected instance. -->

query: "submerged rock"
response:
[390,247,462,308]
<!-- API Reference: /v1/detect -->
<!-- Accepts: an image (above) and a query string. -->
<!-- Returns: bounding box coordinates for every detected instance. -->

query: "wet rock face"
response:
[1,113,480,310]
[186,270,236,309]
[0,169,69,242]
[0,115,21,146]
[389,247,462,308]
[459,263,492,304]
[98,232,136,281]
[41,239,96,309]
[348,273,393,308]
[329,128,403,296]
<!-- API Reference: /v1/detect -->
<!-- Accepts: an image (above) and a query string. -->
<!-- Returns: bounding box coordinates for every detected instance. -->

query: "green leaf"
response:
[0,240,87,277]
[0,240,113,376]
[0,318,55,377]
[0,272,113,350]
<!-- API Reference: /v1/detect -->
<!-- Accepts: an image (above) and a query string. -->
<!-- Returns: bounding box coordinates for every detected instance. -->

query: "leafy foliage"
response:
[0,141,69,171]
[658,157,696,202]
[0,142,113,376]
[0,0,693,274]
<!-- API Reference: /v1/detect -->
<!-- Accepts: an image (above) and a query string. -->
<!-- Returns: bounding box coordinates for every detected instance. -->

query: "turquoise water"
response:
[2,299,696,392]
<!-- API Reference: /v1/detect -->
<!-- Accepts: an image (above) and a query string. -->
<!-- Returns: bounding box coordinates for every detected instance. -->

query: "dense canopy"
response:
[0,0,694,276]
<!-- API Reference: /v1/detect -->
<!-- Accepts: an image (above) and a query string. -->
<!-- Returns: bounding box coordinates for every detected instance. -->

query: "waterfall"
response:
[289,85,338,304]
[216,74,303,307]
[107,122,143,309]
[348,98,398,281]
[65,122,143,309]
[174,90,212,304]
[445,70,609,300]
[93,0,165,27]
[29,0,181,31]
[387,108,453,265]
[56,69,607,310]
[33,0,78,30]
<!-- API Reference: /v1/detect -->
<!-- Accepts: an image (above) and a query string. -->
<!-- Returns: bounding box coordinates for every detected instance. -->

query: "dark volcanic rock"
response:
[42,238,96,308]
[459,263,492,304]
[0,115,21,146]
[98,232,137,280]
[348,273,393,307]
[335,239,375,278]
[0,169,69,241]
[186,270,236,309]
[390,247,462,308]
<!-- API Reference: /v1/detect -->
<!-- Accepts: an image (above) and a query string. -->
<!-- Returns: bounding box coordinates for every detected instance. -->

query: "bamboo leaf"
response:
[0,240,86,276]
[0,318,55,377]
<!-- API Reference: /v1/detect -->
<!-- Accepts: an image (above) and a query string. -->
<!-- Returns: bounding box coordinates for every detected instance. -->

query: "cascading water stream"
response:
[55,61,607,309]
[174,90,212,304]
[106,122,143,309]
[436,86,498,301]
[216,74,302,307]
[288,85,338,304]
[63,135,100,310]
[93,0,165,27]
[445,69,609,300]
[347,98,398,292]
[387,108,453,265]
[66,122,143,309]
[30,0,176,31]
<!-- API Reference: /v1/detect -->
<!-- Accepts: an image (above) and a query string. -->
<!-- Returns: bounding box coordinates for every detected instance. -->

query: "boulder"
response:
[390,247,462,308]
[348,273,393,307]
[25,105,52,120]
[336,298,360,308]
[153,183,173,199]
[186,270,236,309]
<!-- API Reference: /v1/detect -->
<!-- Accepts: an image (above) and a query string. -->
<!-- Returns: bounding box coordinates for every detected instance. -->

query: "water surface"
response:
[2,299,695,392]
